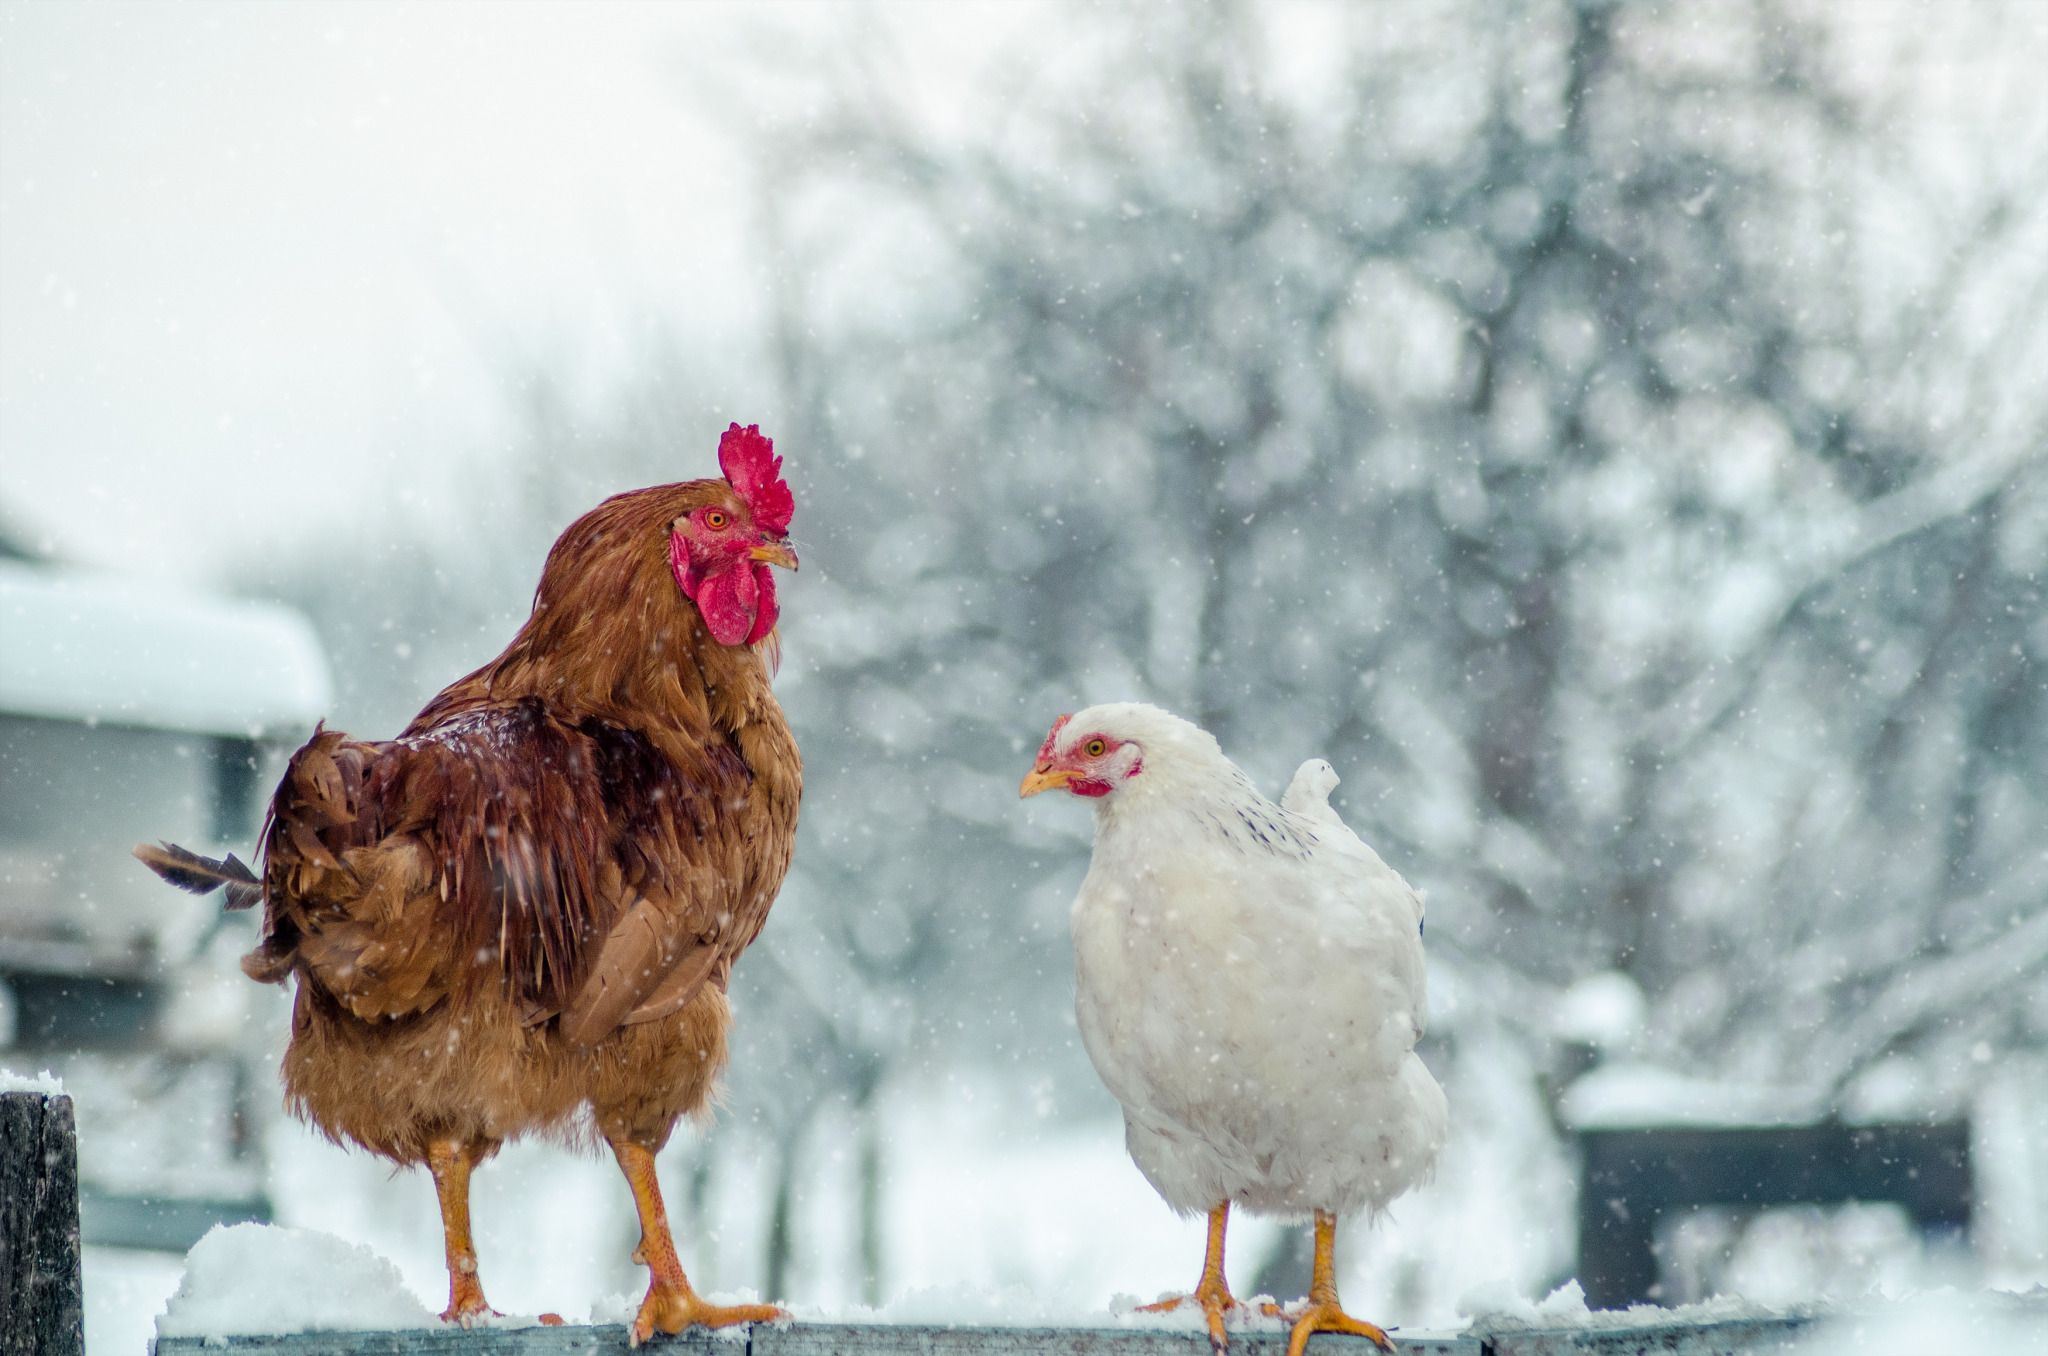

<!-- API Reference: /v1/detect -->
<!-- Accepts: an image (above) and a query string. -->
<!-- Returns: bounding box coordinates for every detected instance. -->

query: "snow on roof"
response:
[1552,971,1647,1050]
[1561,1060,1822,1130]
[0,559,332,738]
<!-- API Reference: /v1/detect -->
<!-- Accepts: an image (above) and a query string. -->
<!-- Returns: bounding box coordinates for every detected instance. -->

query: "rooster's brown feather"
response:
[147,474,801,1165]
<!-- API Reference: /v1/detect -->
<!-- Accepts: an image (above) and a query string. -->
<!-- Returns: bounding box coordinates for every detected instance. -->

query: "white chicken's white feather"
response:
[1057,703,1447,1221]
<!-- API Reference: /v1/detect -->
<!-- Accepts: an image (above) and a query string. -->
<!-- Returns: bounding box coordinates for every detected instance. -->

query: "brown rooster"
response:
[136,424,801,1343]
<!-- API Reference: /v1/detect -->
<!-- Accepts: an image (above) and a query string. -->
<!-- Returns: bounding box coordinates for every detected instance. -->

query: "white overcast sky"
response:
[2,1,2040,584]
[0,0,1037,579]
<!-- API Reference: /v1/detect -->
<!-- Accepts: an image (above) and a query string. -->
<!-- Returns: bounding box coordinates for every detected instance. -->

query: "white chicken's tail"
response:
[1281,758,1344,828]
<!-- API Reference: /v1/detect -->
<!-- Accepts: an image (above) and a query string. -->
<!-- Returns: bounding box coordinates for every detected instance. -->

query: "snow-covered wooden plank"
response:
[151,1325,1479,1355]
[149,1329,671,1356]
[1,1088,86,1356]
[753,1325,1475,1354]
[1478,1314,1816,1354]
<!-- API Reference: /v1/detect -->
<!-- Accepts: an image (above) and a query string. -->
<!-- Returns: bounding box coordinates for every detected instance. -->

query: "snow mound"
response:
[158,1224,437,1337]
[0,1067,66,1096]
[1458,1277,1808,1333]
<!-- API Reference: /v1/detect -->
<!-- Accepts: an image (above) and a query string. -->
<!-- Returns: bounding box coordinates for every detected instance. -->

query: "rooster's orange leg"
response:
[427,1138,499,1326]
[1261,1210,1392,1356]
[609,1138,784,1346]
[1138,1202,1243,1350]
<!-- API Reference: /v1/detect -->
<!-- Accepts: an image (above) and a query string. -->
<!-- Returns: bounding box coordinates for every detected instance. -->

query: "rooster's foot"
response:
[1260,1298,1393,1356]
[439,1279,499,1328]
[628,1280,784,1348]
[1140,1275,1244,1351]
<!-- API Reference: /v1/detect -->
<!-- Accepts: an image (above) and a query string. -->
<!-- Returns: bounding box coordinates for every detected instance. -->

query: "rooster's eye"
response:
[1084,738,1107,758]
[704,510,729,530]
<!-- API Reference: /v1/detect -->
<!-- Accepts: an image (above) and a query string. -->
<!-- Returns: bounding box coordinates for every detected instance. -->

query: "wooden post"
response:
[1,1089,86,1356]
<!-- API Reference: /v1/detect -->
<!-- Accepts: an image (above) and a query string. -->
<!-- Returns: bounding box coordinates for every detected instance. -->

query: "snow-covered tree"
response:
[743,0,2048,1286]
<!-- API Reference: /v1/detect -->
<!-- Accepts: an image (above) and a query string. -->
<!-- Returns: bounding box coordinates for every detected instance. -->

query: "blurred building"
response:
[0,517,331,1248]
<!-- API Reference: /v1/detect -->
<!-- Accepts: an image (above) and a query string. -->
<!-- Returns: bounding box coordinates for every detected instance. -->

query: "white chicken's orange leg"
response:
[1138,1202,1243,1350]
[1263,1210,1392,1356]
[610,1138,784,1346]
[427,1139,499,1326]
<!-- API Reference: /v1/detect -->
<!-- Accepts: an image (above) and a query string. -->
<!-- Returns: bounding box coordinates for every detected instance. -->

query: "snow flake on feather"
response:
[404,706,525,754]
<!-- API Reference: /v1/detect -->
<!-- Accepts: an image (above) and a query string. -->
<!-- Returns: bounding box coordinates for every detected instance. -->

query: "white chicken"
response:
[1020,703,1447,1355]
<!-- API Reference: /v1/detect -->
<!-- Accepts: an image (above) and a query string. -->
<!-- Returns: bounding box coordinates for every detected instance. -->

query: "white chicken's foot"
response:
[1138,1202,1245,1351]
[1259,1210,1393,1356]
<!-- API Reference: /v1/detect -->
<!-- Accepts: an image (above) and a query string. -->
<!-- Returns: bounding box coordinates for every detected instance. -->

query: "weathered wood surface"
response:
[755,1327,1476,1356]
[0,1089,85,1356]
[1468,1315,1815,1354]
[145,1314,1845,1356]
[149,1323,1476,1356]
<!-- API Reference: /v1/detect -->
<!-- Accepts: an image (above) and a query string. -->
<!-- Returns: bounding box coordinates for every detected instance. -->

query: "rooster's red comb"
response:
[717,423,793,535]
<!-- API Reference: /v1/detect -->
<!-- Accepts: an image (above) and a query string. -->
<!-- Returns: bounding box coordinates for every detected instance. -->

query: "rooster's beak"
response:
[1019,765,1073,798]
[751,539,799,570]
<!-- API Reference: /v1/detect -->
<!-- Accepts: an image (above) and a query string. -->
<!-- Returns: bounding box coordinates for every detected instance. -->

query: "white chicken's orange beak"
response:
[1019,765,1074,798]
[750,539,799,570]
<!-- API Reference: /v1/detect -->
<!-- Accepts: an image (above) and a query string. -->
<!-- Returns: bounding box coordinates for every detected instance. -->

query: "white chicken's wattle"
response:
[1021,703,1447,1355]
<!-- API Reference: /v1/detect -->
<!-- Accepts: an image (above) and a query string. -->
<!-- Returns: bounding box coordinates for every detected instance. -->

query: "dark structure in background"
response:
[0,526,331,1250]
[1577,1122,1974,1307]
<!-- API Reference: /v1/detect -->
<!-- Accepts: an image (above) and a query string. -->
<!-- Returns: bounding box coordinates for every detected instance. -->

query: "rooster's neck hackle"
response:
[414,480,775,755]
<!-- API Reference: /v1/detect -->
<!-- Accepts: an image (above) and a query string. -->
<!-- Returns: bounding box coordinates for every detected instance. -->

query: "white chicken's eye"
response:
[1085,738,1107,758]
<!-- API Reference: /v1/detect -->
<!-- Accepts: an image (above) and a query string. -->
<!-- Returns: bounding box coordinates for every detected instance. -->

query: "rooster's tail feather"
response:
[133,841,264,911]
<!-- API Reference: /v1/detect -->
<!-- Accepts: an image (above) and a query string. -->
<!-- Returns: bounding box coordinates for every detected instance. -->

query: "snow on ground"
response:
[0,1065,66,1095]
[1977,1055,2048,1291]
[84,1247,190,1355]
[1789,1290,2048,1355]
